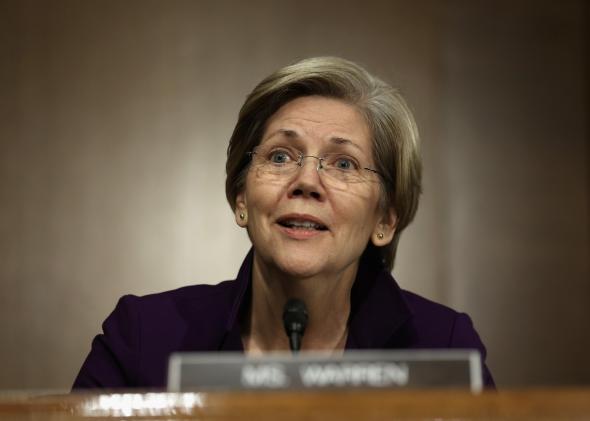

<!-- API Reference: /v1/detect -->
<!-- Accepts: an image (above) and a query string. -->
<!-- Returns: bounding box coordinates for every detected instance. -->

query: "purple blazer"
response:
[73,250,495,389]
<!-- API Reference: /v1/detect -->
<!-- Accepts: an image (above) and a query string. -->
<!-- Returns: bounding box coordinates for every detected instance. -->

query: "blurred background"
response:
[0,0,588,389]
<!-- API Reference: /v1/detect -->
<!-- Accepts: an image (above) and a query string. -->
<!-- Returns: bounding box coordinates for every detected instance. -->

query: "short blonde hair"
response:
[226,57,422,270]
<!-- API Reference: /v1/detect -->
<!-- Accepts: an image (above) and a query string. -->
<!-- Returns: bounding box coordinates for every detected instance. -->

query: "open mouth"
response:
[277,217,328,231]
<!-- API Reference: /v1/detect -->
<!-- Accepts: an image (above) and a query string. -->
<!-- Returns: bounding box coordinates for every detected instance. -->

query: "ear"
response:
[371,207,397,247]
[235,191,248,227]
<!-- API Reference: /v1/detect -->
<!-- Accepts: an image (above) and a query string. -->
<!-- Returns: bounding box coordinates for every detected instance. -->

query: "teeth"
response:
[283,219,324,230]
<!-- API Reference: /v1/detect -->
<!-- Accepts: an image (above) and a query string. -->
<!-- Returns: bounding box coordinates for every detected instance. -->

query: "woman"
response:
[73,57,494,388]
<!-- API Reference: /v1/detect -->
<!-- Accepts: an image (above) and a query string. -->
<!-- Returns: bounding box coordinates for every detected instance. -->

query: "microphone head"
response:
[282,298,308,336]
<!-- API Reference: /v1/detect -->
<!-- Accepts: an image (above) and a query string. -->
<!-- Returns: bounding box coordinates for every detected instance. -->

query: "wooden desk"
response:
[1,389,589,420]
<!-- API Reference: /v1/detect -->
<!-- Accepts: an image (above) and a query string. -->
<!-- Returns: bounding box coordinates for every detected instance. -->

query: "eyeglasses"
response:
[247,144,382,190]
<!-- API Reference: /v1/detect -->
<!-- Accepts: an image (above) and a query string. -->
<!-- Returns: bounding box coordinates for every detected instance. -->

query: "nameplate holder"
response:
[167,350,482,392]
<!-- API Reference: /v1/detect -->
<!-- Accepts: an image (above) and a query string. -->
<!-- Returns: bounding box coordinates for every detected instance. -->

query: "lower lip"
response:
[277,224,327,240]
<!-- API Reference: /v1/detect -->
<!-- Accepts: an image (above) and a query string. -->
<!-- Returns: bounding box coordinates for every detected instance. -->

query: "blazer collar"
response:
[346,254,413,349]
[225,249,253,330]
[221,249,413,350]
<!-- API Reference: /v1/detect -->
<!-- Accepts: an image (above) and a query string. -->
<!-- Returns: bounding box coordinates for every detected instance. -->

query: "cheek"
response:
[244,175,283,221]
[334,187,381,225]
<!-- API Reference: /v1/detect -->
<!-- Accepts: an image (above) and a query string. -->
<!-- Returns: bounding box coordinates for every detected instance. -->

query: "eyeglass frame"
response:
[246,146,383,184]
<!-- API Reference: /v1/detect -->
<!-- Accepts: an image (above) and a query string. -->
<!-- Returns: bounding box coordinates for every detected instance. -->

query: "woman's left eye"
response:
[269,150,291,163]
[333,157,358,170]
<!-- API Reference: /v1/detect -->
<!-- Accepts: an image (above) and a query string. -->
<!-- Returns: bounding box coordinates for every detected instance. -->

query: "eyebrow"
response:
[266,129,363,152]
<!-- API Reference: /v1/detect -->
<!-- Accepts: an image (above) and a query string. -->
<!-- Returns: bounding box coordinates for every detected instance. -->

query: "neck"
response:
[241,252,358,354]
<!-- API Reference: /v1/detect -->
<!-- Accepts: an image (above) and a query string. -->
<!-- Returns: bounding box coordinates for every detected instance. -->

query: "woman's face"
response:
[235,96,396,279]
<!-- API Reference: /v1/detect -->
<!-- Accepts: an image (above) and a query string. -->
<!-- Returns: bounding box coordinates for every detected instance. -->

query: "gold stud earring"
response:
[377,232,384,239]
[239,212,245,220]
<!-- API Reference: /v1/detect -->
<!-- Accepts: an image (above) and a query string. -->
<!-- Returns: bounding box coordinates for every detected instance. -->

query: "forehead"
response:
[263,96,371,152]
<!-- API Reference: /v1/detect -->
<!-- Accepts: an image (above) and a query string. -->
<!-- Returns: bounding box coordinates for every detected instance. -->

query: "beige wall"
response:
[1,0,588,389]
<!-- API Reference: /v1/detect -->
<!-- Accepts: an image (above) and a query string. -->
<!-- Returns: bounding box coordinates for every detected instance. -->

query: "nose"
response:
[287,156,325,200]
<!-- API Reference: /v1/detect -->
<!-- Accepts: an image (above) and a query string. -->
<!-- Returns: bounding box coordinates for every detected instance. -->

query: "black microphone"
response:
[282,298,308,353]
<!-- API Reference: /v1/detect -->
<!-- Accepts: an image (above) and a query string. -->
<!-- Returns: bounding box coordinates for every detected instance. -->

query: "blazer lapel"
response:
[346,257,413,349]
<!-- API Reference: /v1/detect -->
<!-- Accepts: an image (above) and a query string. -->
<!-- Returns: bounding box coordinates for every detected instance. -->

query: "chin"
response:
[272,249,331,279]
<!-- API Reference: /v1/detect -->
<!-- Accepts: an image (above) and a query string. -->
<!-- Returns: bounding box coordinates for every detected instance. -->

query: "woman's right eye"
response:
[269,150,291,164]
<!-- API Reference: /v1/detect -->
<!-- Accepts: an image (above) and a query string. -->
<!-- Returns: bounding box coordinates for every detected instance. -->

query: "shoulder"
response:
[74,280,240,389]
[108,280,239,343]
[141,279,235,302]
[115,280,237,316]
[398,289,484,349]
[402,290,459,327]
[398,289,495,388]
[133,279,237,303]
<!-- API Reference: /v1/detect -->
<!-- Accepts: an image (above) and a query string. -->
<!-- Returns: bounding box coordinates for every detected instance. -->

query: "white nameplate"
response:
[168,350,482,392]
